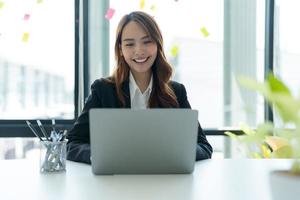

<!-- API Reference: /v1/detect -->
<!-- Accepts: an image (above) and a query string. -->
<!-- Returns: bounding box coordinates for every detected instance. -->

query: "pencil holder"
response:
[40,139,68,173]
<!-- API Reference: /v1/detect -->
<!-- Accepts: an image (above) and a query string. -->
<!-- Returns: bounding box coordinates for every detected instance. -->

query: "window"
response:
[273,0,300,126]
[0,0,75,120]
[104,0,266,158]
[108,0,265,129]
[109,0,224,128]
[0,0,77,159]
[0,0,277,159]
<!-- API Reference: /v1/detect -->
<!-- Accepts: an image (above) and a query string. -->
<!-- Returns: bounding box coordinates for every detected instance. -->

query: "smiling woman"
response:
[120,21,158,83]
[112,11,178,108]
[108,0,226,129]
[66,11,213,164]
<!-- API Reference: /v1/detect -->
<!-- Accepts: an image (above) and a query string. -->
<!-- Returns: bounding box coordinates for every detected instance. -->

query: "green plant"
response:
[225,74,300,174]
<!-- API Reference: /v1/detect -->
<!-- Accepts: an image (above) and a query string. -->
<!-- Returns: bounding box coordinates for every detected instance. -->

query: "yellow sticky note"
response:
[150,5,156,11]
[37,0,43,4]
[140,0,145,9]
[170,45,179,57]
[0,1,5,9]
[200,27,210,37]
[22,32,30,42]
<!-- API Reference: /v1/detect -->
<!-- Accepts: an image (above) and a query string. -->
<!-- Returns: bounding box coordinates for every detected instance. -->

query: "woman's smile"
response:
[133,57,150,63]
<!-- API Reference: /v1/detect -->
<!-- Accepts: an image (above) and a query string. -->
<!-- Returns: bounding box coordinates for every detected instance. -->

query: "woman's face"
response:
[120,21,158,77]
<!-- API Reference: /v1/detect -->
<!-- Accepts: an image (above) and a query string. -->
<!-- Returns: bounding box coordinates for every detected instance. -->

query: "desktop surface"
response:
[0,159,293,200]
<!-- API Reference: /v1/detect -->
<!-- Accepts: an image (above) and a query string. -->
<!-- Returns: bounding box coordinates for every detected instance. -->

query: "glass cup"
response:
[40,139,68,173]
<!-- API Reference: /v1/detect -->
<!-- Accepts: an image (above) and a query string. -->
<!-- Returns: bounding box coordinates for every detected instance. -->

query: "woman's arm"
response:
[195,122,213,160]
[67,80,102,164]
[175,82,213,160]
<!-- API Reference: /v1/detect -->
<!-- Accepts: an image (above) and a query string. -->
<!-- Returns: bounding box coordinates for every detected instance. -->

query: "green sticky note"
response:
[170,45,179,57]
[22,32,30,42]
[0,1,5,9]
[150,5,156,11]
[200,27,210,37]
[37,0,43,4]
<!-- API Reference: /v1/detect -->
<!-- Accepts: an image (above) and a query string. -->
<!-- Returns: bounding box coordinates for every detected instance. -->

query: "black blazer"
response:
[67,78,213,164]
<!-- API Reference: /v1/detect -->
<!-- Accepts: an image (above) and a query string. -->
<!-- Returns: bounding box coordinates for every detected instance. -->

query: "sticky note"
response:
[0,1,5,9]
[22,32,30,42]
[24,14,30,21]
[200,27,210,37]
[140,0,145,9]
[150,5,156,11]
[170,45,179,57]
[37,0,43,4]
[105,8,115,20]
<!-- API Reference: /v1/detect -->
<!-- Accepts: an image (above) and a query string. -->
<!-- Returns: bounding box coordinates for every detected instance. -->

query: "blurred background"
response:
[1,0,300,160]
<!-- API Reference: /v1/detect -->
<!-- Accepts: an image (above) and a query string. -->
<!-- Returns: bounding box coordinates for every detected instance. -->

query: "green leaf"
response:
[237,76,266,94]
[261,144,272,158]
[274,129,299,141]
[291,160,300,174]
[239,135,265,143]
[251,152,263,159]
[237,75,300,123]
[234,74,300,165]
[267,74,291,95]
[270,94,300,123]
[272,145,293,158]
[237,76,273,101]
[256,122,273,137]
[240,123,256,135]
[224,131,239,140]
[265,136,289,151]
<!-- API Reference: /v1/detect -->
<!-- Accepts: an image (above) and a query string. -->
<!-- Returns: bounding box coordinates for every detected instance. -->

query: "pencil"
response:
[26,120,44,141]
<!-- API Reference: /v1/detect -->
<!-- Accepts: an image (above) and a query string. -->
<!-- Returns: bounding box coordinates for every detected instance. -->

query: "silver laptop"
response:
[89,109,198,175]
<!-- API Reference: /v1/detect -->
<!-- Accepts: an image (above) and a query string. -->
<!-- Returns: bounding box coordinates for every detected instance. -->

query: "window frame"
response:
[0,0,81,137]
[0,0,275,137]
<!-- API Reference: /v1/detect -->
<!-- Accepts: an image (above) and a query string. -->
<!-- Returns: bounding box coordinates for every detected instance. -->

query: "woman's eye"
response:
[125,43,134,47]
[144,40,152,44]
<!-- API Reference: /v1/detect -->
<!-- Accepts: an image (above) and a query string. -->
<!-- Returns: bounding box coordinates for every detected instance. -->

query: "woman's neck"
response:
[131,71,151,93]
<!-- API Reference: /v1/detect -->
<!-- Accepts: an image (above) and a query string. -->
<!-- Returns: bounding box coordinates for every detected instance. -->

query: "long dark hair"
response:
[109,11,179,108]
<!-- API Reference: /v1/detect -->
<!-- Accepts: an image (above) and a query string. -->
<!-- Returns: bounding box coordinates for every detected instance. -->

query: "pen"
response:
[37,120,49,141]
[26,120,44,141]
[52,119,56,133]
[62,130,68,141]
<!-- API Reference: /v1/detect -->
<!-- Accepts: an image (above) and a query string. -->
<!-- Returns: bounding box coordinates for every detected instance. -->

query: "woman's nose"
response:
[134,43,145,55]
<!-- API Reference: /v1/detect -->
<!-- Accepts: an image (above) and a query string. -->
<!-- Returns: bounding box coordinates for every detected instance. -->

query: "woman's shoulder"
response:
[91,77,115,90]
[169,80,185,92]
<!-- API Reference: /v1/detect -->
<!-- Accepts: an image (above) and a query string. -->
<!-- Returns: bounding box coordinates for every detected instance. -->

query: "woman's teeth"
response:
[134,57,148,63]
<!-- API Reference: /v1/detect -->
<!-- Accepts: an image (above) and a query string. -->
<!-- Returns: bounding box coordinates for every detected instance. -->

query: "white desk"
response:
[0,159,292,200]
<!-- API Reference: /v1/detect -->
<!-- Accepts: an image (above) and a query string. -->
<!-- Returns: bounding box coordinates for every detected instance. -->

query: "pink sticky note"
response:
[24,14,30,21]
[105,8,115,20]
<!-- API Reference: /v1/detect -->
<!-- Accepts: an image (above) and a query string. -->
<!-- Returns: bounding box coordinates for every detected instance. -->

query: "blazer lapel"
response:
[121,80,131,108]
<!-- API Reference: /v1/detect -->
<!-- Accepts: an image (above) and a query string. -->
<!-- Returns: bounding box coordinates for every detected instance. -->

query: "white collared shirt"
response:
[129,72,153,109]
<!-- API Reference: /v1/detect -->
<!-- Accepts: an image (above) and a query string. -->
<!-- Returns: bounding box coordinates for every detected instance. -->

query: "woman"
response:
[67,11,213,164]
